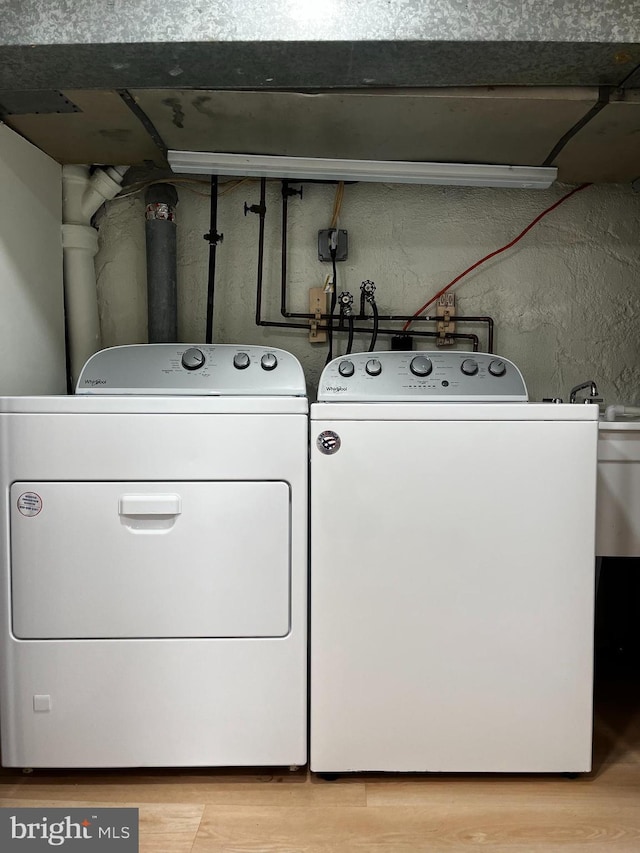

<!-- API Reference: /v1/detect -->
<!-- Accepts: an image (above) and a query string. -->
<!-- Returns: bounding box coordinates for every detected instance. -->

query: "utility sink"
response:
[597,416,640,557]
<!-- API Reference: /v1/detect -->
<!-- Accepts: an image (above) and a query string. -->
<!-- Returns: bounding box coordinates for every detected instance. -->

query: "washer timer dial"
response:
[461,358,479,376]
[233,352,250,370]
[181,347,205,370]
[489,359,507,377]
[261,352,278,371]
[410,356,433,377]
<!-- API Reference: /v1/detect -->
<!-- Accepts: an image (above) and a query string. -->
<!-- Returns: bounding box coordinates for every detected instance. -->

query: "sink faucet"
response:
[569,380,603,404]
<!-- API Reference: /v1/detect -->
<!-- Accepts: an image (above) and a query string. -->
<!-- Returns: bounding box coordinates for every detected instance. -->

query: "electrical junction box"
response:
[391,335,413,351]
[318,229,348,262]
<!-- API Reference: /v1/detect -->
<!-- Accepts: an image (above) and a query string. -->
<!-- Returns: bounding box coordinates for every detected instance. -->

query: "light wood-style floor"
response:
[1,664,639,853]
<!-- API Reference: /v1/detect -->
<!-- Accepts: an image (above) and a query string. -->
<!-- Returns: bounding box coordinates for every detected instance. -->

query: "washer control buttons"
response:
[233,351,251,370]
[261,352,278,371]
[488,359,507,377]
[365,358,382,376]
[410,356,433,377]
[181,347,205,371]
[461,358,479,376]
[338,360,355,377]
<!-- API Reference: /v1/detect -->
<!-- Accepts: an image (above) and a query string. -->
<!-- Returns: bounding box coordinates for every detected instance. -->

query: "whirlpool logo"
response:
[324,385,347,393]
[0,808,138,850]
[83,378,107,386]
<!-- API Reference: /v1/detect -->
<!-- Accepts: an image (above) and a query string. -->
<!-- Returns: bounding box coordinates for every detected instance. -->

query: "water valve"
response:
[338,291,354,316]
[361,280,376,303]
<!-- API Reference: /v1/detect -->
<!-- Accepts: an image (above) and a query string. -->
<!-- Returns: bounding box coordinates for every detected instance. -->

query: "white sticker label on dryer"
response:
[17,492,42,517]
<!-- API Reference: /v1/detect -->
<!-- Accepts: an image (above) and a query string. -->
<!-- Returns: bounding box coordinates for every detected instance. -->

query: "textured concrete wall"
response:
[95,182,640,404]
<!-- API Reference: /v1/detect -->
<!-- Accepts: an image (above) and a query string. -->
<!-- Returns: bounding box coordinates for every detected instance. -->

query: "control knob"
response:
[366,358,382,376]
[338,360,355,377]
[488,359,506,377]
[461,358,479,376]
[181,347,205,371]
[233,351,251,370]
[261,352,278,371]
[410,356,433,377]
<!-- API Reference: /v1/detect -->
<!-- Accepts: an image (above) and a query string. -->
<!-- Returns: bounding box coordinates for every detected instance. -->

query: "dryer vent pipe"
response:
[62,164,129,387]
[145,184,178,343]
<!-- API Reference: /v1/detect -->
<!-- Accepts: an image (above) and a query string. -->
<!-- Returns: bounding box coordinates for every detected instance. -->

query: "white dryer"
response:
[311,351,598,774]
[0,344,307,768]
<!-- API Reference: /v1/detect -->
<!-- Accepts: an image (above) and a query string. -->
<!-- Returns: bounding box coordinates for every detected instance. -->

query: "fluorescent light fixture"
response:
[168,151,557,189]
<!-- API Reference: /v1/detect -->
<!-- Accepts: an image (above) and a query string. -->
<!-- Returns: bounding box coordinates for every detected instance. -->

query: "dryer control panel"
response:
[76,344,306,395]
[318,351,528,402]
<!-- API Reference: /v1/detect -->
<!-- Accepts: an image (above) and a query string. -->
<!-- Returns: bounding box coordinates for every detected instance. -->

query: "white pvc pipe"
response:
[61,224,100,381]
[62,164,129,386]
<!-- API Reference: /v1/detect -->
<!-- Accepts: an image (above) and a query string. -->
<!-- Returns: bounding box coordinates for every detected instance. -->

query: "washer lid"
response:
[311,402,598,421]
[0,395,308,414]
[76,344,306,396]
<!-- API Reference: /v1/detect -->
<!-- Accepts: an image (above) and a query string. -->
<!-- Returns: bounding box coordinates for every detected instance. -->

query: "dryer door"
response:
[11,481,290,639]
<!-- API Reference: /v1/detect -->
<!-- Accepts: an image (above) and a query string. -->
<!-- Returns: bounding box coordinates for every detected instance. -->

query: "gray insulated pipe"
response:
[145,184,178,342]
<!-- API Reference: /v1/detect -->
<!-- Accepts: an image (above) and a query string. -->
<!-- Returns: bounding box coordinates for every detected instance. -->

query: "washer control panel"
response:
[318,351,527,402]
[76,344,306,395]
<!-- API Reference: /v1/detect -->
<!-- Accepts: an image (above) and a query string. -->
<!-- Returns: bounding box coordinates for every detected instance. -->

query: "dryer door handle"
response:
[118,495,182,516]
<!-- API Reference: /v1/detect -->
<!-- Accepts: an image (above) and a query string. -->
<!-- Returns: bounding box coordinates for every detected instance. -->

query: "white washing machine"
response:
[311,351,599,774]
[0,344,308,768]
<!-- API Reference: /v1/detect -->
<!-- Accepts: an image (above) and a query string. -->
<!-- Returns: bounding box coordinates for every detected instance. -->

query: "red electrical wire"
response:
[402,182,592,332]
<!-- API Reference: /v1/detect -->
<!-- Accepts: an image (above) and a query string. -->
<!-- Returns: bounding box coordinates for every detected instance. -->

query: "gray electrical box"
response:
[318,229,348,262]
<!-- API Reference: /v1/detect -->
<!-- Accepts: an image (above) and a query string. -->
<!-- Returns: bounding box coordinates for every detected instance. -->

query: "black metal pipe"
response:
[205,174,219,344]
[284,311,489,324]
[389,315,494,353]
[346,316,354,354]
[401,314,492,353]
[265,178,490,354]
[280,181,289,317]
[376,328,479,351]
[352,313,484,322]
[254,177,268,325]
[278,180,305,320]
[257,319,478,351]
[281,311,493,352]
[325,250,338,365]
[258,320,313,331]
[468,316,494,353]
[368,301,379,352]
